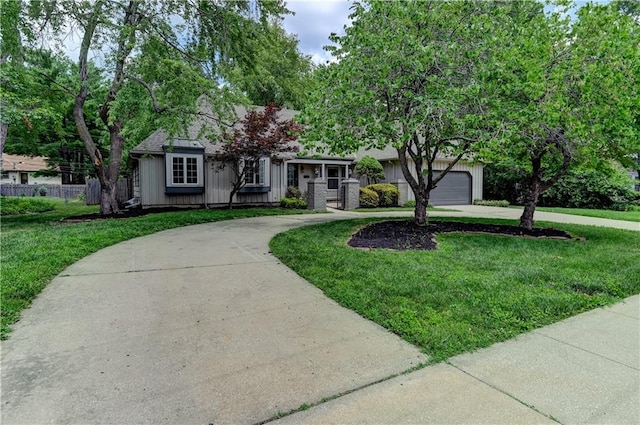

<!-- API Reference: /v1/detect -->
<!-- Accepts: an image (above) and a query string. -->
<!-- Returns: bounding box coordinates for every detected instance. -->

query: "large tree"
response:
[301,0,502,226]
[12,0,294,215]
[484,0,639,229]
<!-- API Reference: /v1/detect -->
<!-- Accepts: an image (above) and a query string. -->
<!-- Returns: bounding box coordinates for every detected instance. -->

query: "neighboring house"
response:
[0,154,62,185]
[357,146,483,205]
[129,105,483,209]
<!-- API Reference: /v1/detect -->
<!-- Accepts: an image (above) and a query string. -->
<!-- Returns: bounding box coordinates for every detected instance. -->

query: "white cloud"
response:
[283,0,353,64]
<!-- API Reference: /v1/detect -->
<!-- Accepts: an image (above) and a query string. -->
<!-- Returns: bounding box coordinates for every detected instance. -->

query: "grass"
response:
[1,196,58,215]
[516,206,640,222]
[270,217,640,363]
[0,198,313,339]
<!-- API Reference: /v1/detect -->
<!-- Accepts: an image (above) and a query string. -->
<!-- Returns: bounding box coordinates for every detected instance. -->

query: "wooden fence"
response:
[0,184,86,199]
[85,178,130,205]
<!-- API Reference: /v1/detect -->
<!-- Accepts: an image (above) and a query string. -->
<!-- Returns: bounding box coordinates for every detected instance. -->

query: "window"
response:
[165,153,204,194]
[1,171,8,180]
[244,158,270,186]
[327,166,340,190]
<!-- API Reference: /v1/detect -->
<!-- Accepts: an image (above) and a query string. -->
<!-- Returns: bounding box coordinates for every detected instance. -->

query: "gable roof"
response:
[0,154,50,172]
[130,104,355,161]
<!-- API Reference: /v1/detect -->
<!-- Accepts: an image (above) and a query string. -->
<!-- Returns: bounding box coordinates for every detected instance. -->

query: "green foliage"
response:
[403,200,416,208]
[359,187,379,208]
[302,0,502,225]
[225,21,314,110]
[285,185,302,199]
[485,162,636,210]
[270,218,640,362]
[541,167,635,209]
[280,197,307,209]
[474,199,510,207]
[366,183,400,207]
[354,156,385,185]
[0,197,55,215]
[480,0,639,227]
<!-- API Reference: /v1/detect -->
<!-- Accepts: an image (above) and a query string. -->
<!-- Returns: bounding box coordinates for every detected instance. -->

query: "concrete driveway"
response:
[1,206,638,424]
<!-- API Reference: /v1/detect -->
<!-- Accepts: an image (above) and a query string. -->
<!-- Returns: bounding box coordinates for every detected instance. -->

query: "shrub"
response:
[285,185,302,199]
[474,199,510,207]
[0,197,56,215]
[366,183,399,207]
[541,167,635,209]
[403,200,416,208]
[354,156,385,184]
[359,187,379,208]
[484,162,635,209]
[280,197,307,209]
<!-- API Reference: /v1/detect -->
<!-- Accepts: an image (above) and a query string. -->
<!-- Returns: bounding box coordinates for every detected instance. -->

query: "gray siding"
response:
[380,159,483,204]
[138,155,287,208]
[140,156,206,207]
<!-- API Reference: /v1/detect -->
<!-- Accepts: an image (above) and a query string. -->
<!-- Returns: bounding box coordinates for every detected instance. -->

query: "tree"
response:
[226,20,315,110]
[14,0,292,215]
[484,0,639,229]
[354,155,385,185]
[301,0,501,226]
[215,103,301,209]
[1,48,107,183]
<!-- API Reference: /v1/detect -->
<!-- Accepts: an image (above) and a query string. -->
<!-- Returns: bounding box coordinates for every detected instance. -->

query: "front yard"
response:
[270,218,640,363]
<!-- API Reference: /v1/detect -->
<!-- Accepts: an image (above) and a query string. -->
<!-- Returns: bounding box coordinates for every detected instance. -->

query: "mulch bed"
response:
[348,220,575,251]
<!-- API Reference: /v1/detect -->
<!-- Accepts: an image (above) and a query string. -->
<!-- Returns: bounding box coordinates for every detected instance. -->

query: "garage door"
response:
[430,171,471,205]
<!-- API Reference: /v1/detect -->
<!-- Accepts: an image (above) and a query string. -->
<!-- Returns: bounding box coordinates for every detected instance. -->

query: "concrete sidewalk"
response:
[1,207,638,424]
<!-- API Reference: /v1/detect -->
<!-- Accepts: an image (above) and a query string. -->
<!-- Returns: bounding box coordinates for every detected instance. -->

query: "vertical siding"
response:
[140,156,206,207]
[206,159,286,206]
[380,159,483,202]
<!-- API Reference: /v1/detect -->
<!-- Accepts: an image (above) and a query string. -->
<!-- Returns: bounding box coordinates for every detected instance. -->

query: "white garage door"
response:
[430,171,472,205]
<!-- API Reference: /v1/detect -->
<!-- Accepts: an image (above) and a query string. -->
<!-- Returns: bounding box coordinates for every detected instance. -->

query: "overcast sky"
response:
[282,0,353,64]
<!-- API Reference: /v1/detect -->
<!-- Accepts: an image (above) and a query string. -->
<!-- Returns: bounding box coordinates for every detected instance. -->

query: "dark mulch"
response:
[348,220,575,251]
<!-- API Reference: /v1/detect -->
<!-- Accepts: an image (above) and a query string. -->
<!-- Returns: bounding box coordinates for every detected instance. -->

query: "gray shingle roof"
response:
[130,104,355,161]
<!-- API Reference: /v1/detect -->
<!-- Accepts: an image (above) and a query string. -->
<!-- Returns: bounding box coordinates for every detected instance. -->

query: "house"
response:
[0,154,62,185]
[129,105,483,209]
[357,146,483,205]
[129,106,355,208]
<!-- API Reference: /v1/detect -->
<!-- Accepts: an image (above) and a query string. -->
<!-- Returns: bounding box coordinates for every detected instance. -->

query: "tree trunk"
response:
[519,158,543,230]
[100,179,120,215]
[414,191,430,226]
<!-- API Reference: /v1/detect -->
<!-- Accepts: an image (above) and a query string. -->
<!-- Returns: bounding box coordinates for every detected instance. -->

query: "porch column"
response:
[307,177,327,211]
[341,178,360,211]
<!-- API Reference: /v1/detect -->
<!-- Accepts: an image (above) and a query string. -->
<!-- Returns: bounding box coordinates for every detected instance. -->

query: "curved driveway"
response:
[1,206,638,424]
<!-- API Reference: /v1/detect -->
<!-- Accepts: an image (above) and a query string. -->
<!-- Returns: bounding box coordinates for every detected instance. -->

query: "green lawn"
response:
[0,198,312,339]
[270,217,640,363]
[521,206,640,222]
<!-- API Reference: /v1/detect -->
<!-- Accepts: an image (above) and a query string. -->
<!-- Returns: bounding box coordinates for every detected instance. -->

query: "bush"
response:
[280,197,307,209]
[541,167,635,209]
[285,185,302,199]
[354,156,385,184]
[403,200,416,208]
[484,162,636,209]
[366,183,400,207]
[359,187,379,208]
[0,197,56,215]
[474,199,510,207]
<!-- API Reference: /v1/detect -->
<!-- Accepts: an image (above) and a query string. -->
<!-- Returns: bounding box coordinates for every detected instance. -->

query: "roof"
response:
[0,154,50,172]
[130,104,355,162]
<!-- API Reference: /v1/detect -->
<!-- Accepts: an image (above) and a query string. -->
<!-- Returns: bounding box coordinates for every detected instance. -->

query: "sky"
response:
[281,0,353,64]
